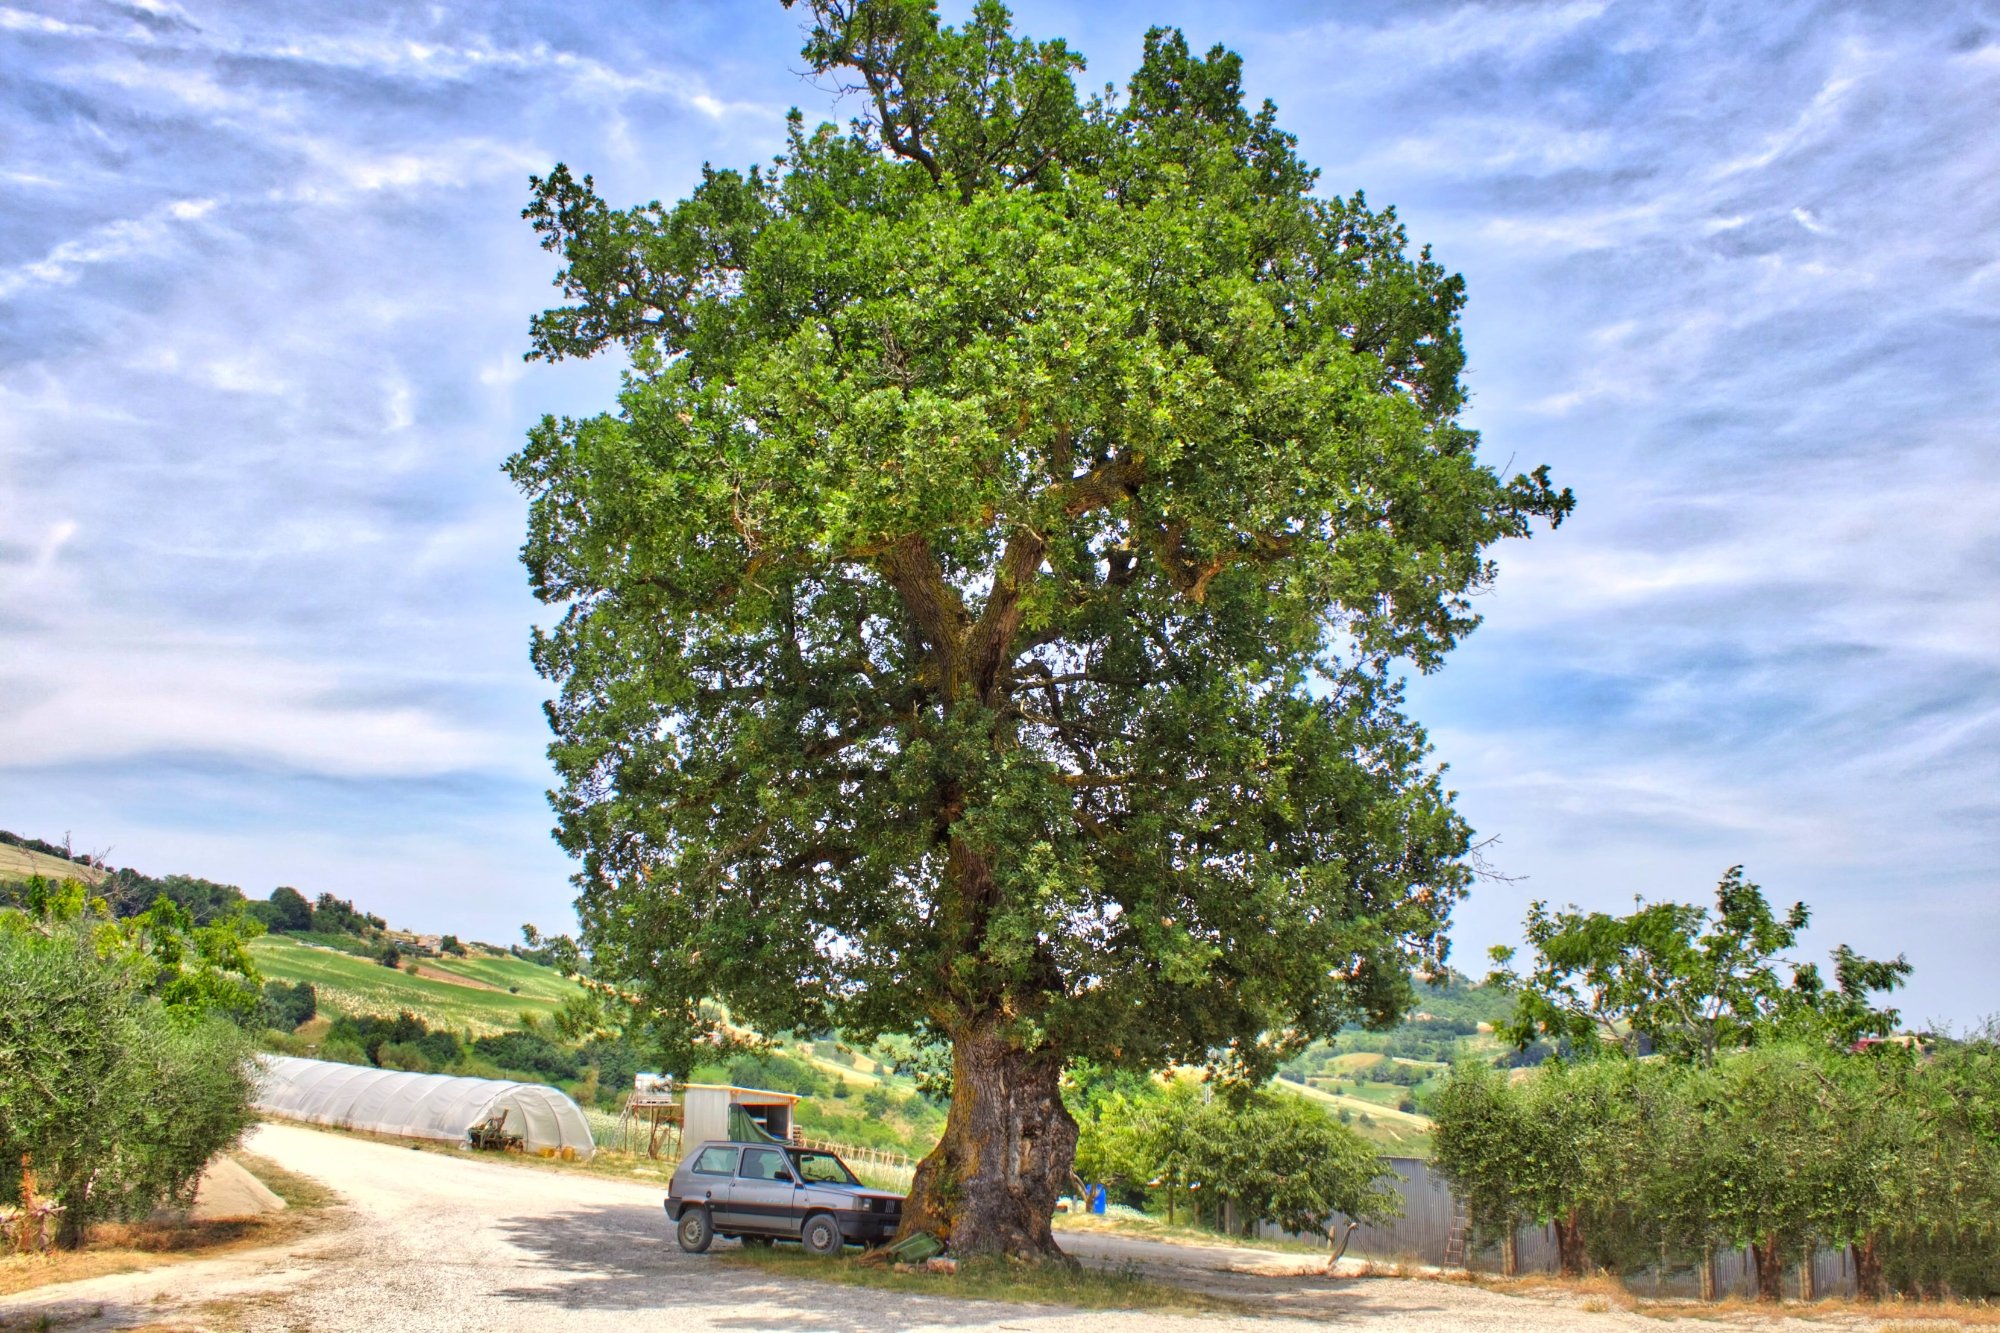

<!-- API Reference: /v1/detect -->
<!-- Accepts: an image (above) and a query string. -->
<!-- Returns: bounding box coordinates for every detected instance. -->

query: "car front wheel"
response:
[801,1213,843,1257]
[677,1206,714,1254]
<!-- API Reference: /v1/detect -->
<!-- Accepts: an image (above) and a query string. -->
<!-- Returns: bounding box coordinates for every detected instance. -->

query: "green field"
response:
[249,936,582,1034]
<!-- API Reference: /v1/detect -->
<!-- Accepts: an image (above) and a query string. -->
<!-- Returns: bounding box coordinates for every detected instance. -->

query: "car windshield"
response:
[787,1150,859,1186]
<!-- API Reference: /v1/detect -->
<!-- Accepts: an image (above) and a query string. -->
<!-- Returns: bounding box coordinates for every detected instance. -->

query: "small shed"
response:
[680,1083,800,1146]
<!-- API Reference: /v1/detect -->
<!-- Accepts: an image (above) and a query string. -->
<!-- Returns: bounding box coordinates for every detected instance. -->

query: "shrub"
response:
[377,945,401,968]
[0,904,255,1248]
[377,1042,434,1072]
[260,1027,313,1055]
[324,1011,462,1069]
[471,1030,579,1082]
[311,893,383,937]
[251,980,316,1032]
[724,1052,827,1098]
[319,1038,369,1066]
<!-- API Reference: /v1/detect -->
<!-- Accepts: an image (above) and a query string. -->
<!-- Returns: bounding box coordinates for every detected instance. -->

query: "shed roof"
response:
[680,1082,802,1105]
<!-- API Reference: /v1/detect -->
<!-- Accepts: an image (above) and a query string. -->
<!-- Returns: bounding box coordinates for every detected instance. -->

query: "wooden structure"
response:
[619,1084,685,1159]
[616,1080,804,1161]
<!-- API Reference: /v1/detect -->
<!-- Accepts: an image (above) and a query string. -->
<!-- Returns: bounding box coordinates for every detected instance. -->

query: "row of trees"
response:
[1071,1072,1400,1237]
[1433,1041,2000,1299]
[0,879,259,1249]
[1431,870,1991,1300]
[0,836,387,942]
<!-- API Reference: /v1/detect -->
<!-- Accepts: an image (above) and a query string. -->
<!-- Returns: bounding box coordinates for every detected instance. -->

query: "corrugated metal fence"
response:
[1250,1156,1857,1299]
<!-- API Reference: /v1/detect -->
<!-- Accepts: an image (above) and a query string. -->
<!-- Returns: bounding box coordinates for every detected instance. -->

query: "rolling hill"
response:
[0,841,107,885]
[248,936,583,1035]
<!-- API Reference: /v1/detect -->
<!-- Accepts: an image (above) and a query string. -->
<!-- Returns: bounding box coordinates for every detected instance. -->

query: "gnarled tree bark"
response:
[898,1024,1078,1258]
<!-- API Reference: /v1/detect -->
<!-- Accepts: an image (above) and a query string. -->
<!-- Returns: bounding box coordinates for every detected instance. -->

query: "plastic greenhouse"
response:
[255,1055,595,1158]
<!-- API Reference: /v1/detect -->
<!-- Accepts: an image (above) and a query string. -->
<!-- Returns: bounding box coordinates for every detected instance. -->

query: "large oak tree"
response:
[509,0,1570,1256]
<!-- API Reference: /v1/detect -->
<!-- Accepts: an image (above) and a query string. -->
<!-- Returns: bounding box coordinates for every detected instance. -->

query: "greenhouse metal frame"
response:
[255,1055,595,1158]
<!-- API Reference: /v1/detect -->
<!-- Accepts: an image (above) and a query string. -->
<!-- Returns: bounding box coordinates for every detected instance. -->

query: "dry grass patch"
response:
[0,1152,342,1298]
[1449,1270,2000,1327]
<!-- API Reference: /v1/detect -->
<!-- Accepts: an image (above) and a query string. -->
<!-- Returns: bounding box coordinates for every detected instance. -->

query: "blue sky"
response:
[2,1,1994,1024]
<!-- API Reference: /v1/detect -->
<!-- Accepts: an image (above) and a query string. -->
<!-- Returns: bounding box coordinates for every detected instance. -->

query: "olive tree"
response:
[510,0,1568,1255]
[0,885,257,1249]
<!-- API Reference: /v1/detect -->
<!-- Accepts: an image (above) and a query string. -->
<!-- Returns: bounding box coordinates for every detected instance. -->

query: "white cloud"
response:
[1283,1,1609,74]
[1712,69,1863,178]
[0,611,515,779]
[0,6,89,36]
[0,197,215,299]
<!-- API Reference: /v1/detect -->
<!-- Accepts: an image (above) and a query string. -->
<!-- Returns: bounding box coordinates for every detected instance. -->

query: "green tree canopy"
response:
[0,881,257,1249]
[510,0,1568,1254]
[1489,867,1910,1063]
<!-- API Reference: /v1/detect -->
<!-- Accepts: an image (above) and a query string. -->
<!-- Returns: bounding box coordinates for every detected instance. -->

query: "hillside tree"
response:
[510,0,1569,1255]
[1489,868,1911,1063]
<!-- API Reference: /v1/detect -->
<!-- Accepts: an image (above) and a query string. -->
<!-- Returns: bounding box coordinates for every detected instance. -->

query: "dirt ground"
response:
[0,1123,1945,1331]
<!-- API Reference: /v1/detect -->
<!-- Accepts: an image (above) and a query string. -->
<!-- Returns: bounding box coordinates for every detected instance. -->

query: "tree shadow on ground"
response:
[489,1202,1076,1330]
[487,1201,1464,1327]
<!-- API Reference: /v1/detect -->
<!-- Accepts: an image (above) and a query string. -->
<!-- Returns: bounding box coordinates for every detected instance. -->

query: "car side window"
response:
[739,1147,791,1182]
[692,1146,738,1176]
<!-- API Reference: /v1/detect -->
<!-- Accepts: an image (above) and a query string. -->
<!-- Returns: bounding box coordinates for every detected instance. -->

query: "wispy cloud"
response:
[0,196,214,298]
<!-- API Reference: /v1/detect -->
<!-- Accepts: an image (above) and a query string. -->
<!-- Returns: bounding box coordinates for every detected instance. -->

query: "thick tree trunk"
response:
[1752,1236,1785,1302]
[1554,1211,1588,1276]
[1852,1233,1883,1302]
[1698,1242,1716,1302]
[897,1025,1078,1259]
[54,1176,86,1251]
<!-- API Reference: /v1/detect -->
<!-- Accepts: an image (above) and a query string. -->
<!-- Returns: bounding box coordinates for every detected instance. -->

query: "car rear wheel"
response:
[677,1206,714,1254]
[801,1213,843,1256]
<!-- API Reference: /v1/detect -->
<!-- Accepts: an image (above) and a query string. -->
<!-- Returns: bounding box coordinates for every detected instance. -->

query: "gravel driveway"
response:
[0,1123,1897,1331]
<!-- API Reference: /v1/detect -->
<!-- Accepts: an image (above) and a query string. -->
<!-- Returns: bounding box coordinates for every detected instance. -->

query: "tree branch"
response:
[877,534,967,690]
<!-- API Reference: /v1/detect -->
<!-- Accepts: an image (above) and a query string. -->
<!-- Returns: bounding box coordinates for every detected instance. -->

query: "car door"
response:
[727,1146,803,1237]
[683,1144,739,1221]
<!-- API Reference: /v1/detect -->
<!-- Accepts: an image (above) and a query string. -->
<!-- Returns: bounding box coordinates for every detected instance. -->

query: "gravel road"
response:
[0,1123,1896,1332]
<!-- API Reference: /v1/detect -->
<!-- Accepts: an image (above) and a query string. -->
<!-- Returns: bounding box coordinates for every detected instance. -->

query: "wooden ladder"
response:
[1443,1207,1471,1269]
